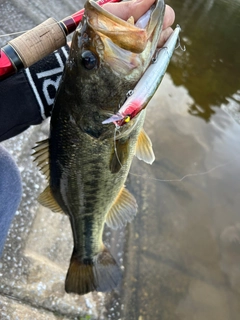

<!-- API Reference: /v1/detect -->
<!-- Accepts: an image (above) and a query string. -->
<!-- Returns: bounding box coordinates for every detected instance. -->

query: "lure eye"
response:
[81,50,97,70]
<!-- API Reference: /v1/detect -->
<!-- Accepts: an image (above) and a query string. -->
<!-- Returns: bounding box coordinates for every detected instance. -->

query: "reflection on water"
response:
[167,0,240,122]
[106,0,240,319]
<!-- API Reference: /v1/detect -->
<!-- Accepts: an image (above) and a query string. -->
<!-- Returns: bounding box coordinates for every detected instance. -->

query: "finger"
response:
[163,5,175,30]
[157,27,173,48]
[104,1,175,30]
[103,0,156,22]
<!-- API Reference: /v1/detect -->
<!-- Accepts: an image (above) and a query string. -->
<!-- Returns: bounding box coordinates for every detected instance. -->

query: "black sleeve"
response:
[0,46,69,142]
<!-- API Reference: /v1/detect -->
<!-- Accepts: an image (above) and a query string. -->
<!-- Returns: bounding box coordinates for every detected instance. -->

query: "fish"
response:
[33,0,165,295]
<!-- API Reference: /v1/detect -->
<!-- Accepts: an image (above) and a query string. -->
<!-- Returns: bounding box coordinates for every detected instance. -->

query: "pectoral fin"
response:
[32,139,50,181]
[38,185,64,214]
[106,187,138,229]
[135,129,155,164]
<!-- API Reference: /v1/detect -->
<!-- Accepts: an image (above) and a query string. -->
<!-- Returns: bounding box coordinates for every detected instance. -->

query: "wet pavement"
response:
[1,0,240,319]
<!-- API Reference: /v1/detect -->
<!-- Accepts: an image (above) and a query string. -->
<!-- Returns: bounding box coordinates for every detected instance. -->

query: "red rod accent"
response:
[0,50,16,80]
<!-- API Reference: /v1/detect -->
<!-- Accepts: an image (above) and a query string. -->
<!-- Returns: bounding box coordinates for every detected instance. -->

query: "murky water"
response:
[1,0,240,319]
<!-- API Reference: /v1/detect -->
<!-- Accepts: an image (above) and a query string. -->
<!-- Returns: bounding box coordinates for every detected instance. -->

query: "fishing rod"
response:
[0,0,120,81]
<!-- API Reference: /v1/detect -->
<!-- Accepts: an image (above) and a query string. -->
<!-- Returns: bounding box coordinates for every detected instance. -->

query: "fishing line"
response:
[113,126,123,168]
[128,161,231,183]
[0,20,62,38]
[0,30,30,38]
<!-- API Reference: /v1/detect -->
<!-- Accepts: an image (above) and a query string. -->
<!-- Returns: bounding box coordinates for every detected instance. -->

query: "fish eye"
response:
[81,50,97,70]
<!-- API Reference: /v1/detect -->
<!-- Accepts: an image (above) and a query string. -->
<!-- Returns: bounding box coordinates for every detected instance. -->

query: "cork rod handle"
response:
[8,18,66,68]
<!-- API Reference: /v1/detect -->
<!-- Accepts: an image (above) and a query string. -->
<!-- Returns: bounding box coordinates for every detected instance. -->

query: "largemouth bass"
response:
[33,0,165,295]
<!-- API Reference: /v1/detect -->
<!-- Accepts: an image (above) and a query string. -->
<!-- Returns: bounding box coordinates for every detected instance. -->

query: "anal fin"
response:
[135,129,155,164]
[105,187,137,229]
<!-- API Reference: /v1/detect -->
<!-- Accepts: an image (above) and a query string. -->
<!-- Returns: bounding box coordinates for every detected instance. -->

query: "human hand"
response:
[103,0,175,48]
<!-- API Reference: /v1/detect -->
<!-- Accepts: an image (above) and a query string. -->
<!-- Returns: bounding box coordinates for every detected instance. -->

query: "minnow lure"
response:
[102,25,181,126]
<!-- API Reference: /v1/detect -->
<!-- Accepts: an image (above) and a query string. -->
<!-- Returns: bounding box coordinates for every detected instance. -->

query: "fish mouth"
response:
[84,0,165,75]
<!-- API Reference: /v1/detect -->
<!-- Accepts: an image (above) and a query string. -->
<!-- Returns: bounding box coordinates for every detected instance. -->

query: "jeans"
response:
[0,146,22,256]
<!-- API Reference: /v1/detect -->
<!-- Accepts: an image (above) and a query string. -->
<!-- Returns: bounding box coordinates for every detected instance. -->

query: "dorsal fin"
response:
[38,185,64,214]
[135,129,155,164]
[105,187,137,229]
[32,139,50,181]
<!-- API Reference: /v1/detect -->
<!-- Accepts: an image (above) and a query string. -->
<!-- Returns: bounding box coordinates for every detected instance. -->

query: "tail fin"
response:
[65,247,122,295]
